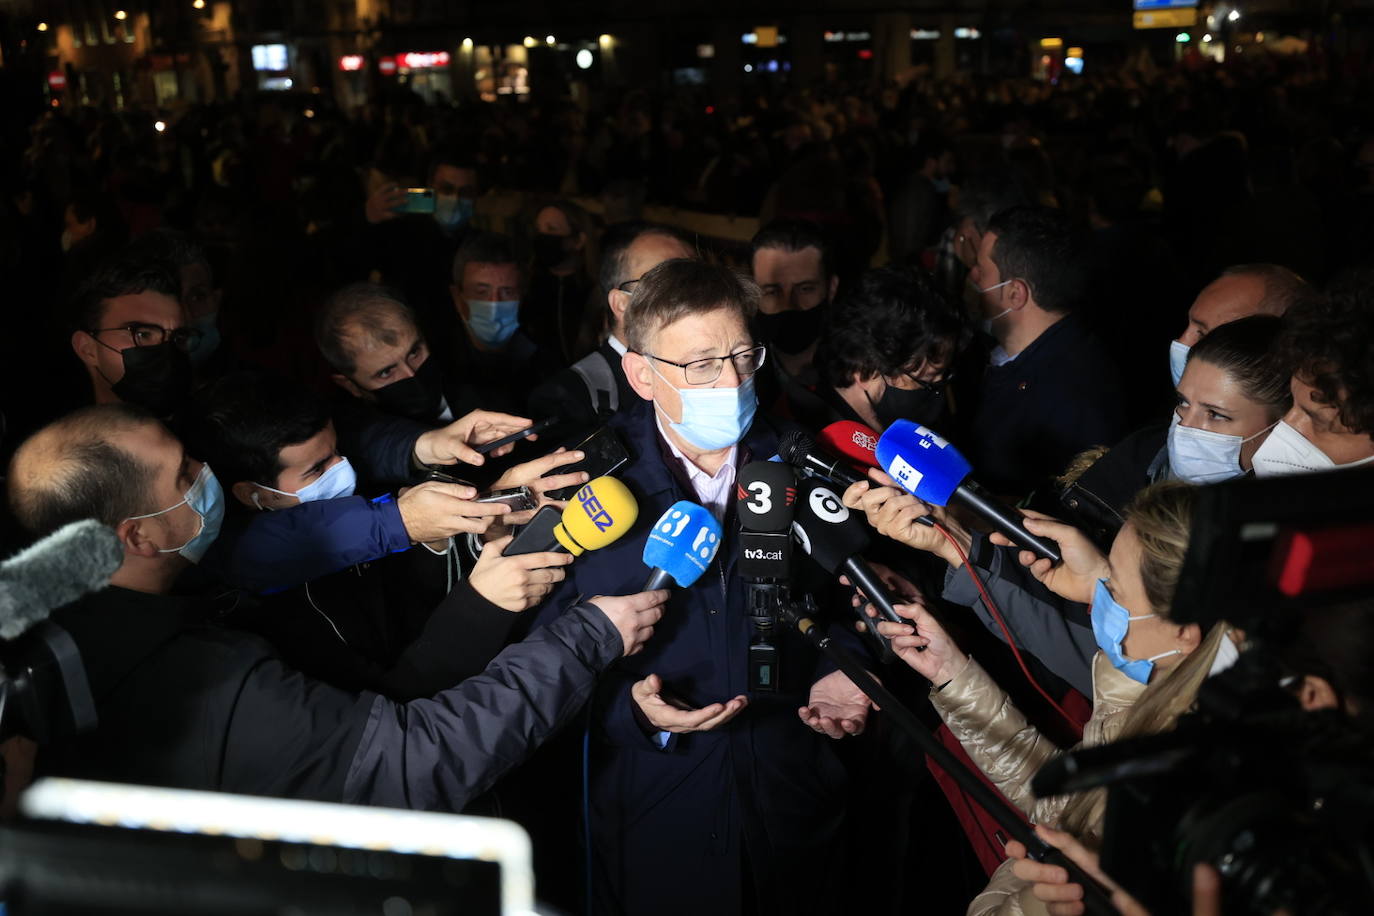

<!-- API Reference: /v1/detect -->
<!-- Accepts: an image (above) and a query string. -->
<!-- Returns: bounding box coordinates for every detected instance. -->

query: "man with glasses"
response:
[68,255,202,417]
[528,222,695,442]
[523,257,872,916]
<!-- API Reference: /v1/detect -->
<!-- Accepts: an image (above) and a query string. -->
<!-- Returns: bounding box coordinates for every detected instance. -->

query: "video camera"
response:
[1034,466,1374,915]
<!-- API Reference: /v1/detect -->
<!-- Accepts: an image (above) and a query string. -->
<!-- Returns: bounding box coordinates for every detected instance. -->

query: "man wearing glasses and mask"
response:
[69,256,202,418]
[521,258,873,916]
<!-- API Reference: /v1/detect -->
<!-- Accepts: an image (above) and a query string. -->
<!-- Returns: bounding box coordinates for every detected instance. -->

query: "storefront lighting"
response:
[523,36,536,48]
[1175,32,1191,43]
[743,63,753,72]
[953,28,981,40]
[1040,37,1064,49]
[1203,33,1213,42]
[1067,47,1084,58]
[911,30,941,41]
[114,9,128,20]
[575,49,593,69]
[462,37,473,49]
[154,120,167,132]
[545,35,555,46]
[193,0,205,8]
[741,32,758,45]
[338,55,364,71]
[37,21,49,31]
[696,43,715,58]
[1228,9,1240,21]
[599,34,613,47]
[304,109,315,119]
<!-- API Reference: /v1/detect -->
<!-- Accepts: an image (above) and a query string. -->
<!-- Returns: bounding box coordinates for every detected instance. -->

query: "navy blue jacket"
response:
[527,401,861,916]
[963,315,1127,499]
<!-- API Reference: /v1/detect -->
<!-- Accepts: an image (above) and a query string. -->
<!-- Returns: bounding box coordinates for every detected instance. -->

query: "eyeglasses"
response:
[645,345,767,386]
[90,323,204,352]
[903,370,954,396]
[615,278,641,294]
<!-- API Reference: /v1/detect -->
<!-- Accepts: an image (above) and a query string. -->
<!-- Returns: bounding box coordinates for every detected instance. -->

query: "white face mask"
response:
[974,278,1014,332]
[1251,420,1374,478]
[1169,339,1190,387]
[1208,632,1241,678]
[1167,413,1276,485]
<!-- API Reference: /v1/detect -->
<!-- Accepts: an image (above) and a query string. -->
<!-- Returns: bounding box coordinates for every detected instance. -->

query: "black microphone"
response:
[790,478,906,626]
[0,520,124,639]
[777,430,869,490]
[737,460,798,581]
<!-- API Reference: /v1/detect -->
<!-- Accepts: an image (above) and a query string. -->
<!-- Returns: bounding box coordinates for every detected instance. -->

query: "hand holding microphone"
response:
[842,469,971,567]
[503,475,638,557]
[875,420,1061,563]
[989,509,1109,606]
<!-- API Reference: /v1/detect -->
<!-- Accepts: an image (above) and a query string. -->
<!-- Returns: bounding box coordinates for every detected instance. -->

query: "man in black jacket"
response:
[962,206,1126,499]
[6,404,667,807]
[528,222,694,445]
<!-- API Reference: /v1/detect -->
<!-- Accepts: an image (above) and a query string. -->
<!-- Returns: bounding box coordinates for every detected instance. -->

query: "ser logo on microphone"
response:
[576,484,614,531]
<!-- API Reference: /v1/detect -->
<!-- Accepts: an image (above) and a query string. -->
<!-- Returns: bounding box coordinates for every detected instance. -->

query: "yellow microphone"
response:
[554,476,638,555]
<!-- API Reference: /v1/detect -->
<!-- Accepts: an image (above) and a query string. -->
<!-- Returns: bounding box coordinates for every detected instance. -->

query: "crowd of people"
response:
[2,44,1373,916]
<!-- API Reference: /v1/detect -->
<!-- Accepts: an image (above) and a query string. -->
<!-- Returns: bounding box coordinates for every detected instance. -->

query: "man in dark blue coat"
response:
[961,206,1127,499]
[526,259,874,916]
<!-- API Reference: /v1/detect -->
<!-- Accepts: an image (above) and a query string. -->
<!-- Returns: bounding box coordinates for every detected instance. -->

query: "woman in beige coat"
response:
[846,479,1237,916]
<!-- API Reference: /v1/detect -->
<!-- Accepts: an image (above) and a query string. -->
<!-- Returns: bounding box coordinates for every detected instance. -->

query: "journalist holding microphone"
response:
[522,258,875,916]
[849,479,1239,916]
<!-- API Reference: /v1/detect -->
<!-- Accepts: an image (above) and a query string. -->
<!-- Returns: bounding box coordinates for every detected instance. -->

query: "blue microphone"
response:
[875,420,1061,563]
[642,501,724,590]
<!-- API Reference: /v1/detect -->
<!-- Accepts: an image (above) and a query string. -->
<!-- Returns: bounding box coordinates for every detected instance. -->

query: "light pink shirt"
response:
[654,413,739,521]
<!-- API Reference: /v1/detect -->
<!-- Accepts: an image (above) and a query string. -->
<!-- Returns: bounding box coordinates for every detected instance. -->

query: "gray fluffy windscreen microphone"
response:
[0,520,123,640]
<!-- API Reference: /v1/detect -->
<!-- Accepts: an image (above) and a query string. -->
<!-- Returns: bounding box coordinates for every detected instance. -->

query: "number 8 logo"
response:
[808,487,849,523]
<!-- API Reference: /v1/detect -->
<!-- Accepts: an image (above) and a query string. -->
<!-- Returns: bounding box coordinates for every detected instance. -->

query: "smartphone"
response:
[477,486,537,512]
[423,468,475,487]
[543,425,630,501]
[398,187,436,215]
[503,504,563,557]
[474,417,559,455]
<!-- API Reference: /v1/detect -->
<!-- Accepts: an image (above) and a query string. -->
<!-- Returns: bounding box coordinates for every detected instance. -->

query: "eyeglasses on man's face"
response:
[644,345,767,386]
[90,322,203,352]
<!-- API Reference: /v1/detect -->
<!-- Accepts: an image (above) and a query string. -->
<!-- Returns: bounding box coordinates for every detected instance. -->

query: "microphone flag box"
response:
[643,502,722,588]
[740,531,791,580]
[874,420,971,507]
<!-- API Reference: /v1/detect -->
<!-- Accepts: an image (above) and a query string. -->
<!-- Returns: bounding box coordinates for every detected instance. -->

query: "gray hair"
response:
[623,259,759,354]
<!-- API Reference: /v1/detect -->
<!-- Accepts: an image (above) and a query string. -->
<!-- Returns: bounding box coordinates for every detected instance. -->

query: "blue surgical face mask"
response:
[435,194,473,231]
[1167,412,1276,485]
[252,457,357,509]
[465,299,521,347]
[125,463,225,564]
[1090,578,1180,684]
[1169,339,1190,387]
[652,365,758,451]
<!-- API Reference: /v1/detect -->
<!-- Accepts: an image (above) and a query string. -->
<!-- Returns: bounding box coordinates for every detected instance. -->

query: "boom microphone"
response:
[642,502,723,590]
[875,420,1061,563]
[0,520,124,639]
[790,478,906,625]
[777,430,867,489]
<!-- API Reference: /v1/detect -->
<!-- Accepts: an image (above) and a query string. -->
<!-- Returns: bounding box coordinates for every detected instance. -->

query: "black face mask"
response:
[371,356,444,422]
[533,233,572,270]
[754,303,827,356]
[867,380,946,430]
[109,343,193,417]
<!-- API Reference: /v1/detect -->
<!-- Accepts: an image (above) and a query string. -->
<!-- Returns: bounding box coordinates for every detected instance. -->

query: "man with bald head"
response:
[1169,263,1310,385]
[528,222,696,442]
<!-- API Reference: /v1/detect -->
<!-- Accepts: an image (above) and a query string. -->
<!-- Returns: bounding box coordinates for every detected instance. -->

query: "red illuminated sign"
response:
[378,56,397,75]
[47,71,67,90]
[397,51,450,69]
[338,54,365,72]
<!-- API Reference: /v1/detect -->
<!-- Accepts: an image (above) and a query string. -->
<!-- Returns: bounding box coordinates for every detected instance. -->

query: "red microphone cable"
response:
[931,521,1084,737]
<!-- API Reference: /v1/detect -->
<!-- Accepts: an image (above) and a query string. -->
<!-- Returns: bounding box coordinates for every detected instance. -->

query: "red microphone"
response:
[817,421,882,475]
